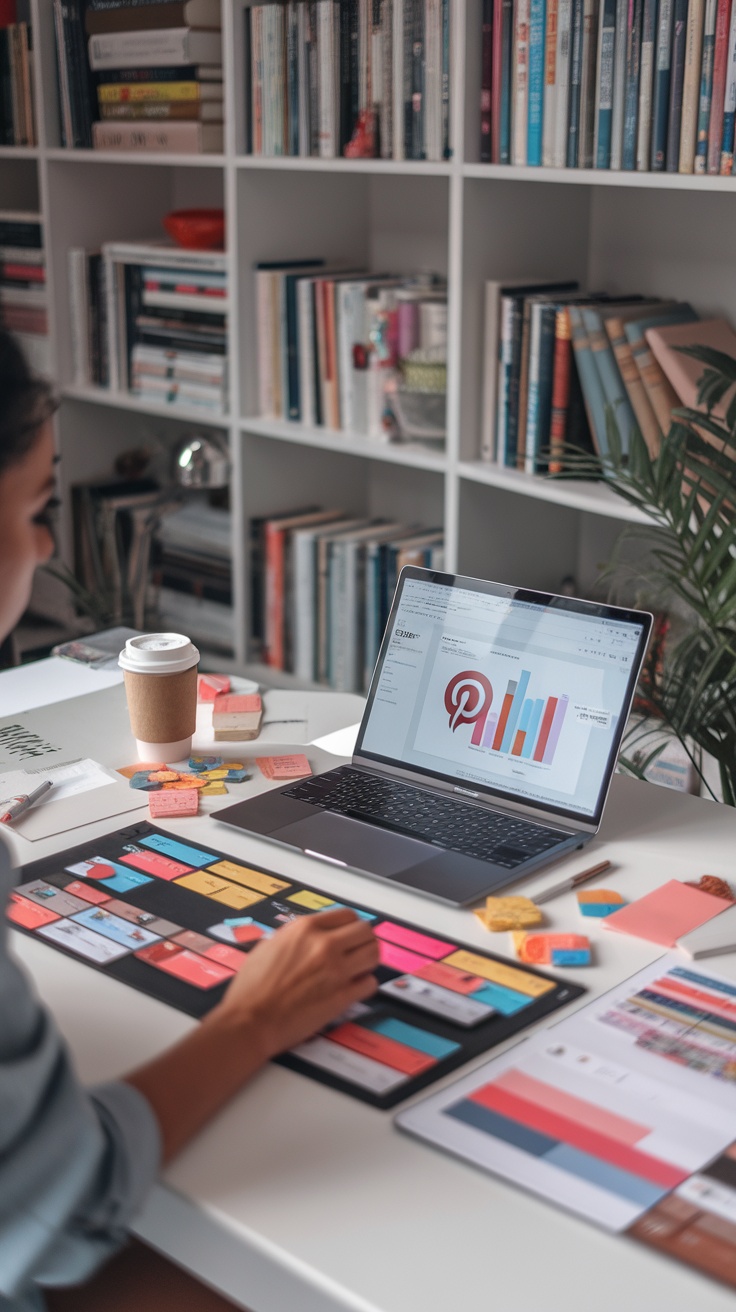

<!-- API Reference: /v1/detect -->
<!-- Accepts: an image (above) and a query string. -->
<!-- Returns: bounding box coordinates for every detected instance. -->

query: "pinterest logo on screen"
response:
[444,671,493,733]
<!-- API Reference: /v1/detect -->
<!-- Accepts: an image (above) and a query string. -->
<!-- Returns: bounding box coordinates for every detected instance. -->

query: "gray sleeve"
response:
[0,842,161,1302]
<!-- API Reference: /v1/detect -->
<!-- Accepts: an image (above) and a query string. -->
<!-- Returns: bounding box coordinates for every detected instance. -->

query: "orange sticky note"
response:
[149,788,199,818]
[603,879,732,947]
[117,762,167,778]
[257,754,312,781]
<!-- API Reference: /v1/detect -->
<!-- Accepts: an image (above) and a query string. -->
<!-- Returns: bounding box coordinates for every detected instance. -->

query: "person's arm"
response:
[125,908,379,1163]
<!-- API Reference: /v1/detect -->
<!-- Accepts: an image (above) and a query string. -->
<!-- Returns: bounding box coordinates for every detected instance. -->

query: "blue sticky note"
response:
[469,982,532,1015]
[65,857,152,890]
[71,907,160,951]
[580,902,622,918]
[224,768,250,782]
[551,948,591,966]
[102,869,154,894]
[371,1017,460,1059]
[140,834,217,867]
[129,772,162,791]
[189,755,223,772]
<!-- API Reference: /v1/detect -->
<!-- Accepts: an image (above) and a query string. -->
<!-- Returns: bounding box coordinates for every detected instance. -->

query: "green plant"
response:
[560,346,736,806]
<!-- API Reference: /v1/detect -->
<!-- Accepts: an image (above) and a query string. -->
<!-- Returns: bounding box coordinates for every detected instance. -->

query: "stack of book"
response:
[246,0,451,161]
[153,498,234,654]
[479,0,736,174]
[0,0,36,146]
[252,507,444,691]
[481,275,736,471]
[54,0,223,152]
[72,475,164,628]
[69,239,229,414]
[256,260,447,439]
[0,211,49,375]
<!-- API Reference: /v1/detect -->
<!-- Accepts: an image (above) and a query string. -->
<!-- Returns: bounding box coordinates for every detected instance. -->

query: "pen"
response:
[0,779,54,825]
[533,859,612,905]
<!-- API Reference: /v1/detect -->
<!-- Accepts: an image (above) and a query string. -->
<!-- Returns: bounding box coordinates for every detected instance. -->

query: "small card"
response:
[120,848,192,880]
[71,906,161,952]
[66,857,153,893]
[175,870,230,898]
[290,1035,408,1094]
[327,1022,436,1076]
[62,880,111,905]
[135,939,183,966]
[15,879,91,918]
[189,755,224,772]
[603,880,732,947]
[139,834,217,867]
[288,889,336,910]
[257,754,312,781]
[207,917,272,945]
[378,941,432,975]
[379,975,493,1027]
[148,789,199,819]
[200,782,228,796]
[208,860,289,896]
[413,960,487,995]
[173,930,215,954]
[205,942,246,972]
[152,948,235,989]
[374,921,453,960]
[38,917,129,963]
[102,899,181,938]
[7,892,60,930]
[208,883,265,910]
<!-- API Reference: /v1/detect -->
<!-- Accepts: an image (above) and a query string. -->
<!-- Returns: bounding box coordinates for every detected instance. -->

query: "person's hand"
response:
[213,909,380,1059]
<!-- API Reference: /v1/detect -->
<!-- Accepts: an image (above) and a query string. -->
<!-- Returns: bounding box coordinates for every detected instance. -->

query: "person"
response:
[0,329,380,1312]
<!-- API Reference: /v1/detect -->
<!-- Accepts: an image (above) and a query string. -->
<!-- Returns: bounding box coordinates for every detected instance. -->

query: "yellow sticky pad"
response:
[200,781,228,796]
[577,888,625,904]
[443,950,556,997]
[288,889,335,910]
[209,860,290,896]
[174,871,230,897]
[478,896,543,932]
[202,769,230,780]
[208,883,265,910]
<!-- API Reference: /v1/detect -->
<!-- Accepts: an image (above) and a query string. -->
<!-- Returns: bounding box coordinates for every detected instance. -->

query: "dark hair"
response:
[0,329,57,477]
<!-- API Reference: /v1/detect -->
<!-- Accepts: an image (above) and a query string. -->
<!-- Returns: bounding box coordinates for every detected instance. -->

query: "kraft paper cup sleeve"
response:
[123,665,198,744]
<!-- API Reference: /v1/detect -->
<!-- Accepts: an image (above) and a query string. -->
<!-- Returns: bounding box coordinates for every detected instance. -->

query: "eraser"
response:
[514,932,591,966]
[197,674,231,702]
[213,694,262,714]
[578,888,627,918]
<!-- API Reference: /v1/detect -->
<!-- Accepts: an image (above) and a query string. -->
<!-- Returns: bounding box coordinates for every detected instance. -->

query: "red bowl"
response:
[163,208,225,251]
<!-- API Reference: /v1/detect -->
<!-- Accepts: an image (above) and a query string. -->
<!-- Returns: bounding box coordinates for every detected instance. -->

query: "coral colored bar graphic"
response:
[542,695,569,764]
[492,680,517,750]
[481,713,498,748]
[533,697,559,761]
[468,1083,687,1188]
[494,1069,650,1146]
[500,670,530,753]
[650,977,736,1025]
[471,711,488,745]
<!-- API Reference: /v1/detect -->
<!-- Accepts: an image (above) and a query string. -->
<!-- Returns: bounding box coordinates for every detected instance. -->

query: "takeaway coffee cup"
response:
[119,633,200,761]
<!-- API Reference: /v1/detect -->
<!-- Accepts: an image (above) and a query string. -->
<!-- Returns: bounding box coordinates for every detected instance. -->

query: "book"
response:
[594,0,617,166]
[553,0,574,164]
[679,0,705,170]
[650,0,674,166]
[569,305,609,453]
[583,304,640,455]
[624,303,699,431]
[604,313,662,454]
[527,0,547,163]
[695,0,719,170]
[577,0,599,166]
[567,0,585,163]
[666,0,689,167]
[622,0,643,168]
[719,0,736,168]
[499,0,515,159]
[317,0,338,157]
[88,26,222,69]
[524,300,557,472]
[707,0,731,171]
[542,0,560,164]
[610,0,629,163]
[97,78,223,100]
[636,0,657,167]
[91,118,223,149]
[549,307,573,472]
[645,315,736,415]
[512,0,531,163]
[99,99,223,119]
[84,0,221,33]
[480,0,492,159]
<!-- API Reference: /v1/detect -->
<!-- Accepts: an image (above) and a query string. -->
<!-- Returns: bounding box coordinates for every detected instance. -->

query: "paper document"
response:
[0,759,117,806]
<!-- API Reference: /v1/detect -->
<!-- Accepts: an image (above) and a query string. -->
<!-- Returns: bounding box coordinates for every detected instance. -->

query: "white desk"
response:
[6,676,736,1312]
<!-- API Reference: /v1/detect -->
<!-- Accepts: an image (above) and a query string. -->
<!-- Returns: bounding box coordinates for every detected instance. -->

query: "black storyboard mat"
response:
[14,820,585,1109]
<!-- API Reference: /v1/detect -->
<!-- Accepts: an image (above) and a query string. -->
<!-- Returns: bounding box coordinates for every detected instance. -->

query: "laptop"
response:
[214,568,652,906]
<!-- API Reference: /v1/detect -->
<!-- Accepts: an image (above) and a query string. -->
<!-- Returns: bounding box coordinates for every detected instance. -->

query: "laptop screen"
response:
[355,569,651,825]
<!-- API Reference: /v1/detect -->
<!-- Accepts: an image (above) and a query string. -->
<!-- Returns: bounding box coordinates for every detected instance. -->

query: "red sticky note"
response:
[148,788,199,818]
[603,879,732,947]
[257,754,312,781]
[378,940,432,974]
[63,880,111,905]
[233,922,266,944]
[7,892,60,930]
[136,939,183,965]
[374,921,453,960]
[205,943,246,972]
[153,948,235,989]
[214,694,262,714]
[198,674,231,702]
[328,1022,436,1075]
[414,960,487,994]
[120,851,192,880]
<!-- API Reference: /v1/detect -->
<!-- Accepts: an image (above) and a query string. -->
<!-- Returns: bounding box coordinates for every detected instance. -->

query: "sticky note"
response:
[136,939,183,965]
[139,834,217,867]
[173,930,214,954]
[7,892,60,930]
[208,861,289,896]
[214,693,262,714]
[189,755,224,772]
[120,850,192,880]
[224,768,250,782]
[414,960,488,995]
[151,948,234,989]
[514,933,591,966]
[475,896,543,932]
[148,770,180,783]
[369,1017,460,1060]
[118,762,167,779]
[62,880,111,906]
[374,922,453,960]
[149,788,199,818]
[162,774,208,790]
[174,870,230,897]
[198,673,230,702]
[378,941,432,974]
[257,754,312,780]
[201,769,230,780]
[577,888,627,918]
[208,883,265,910]
[443,950,556,997]
[603,879,733,947]
[288,889,335,910]
[205,943,246,972]
[327,1022,436,1075]
[200,782,228,796]
[129,771,162,791]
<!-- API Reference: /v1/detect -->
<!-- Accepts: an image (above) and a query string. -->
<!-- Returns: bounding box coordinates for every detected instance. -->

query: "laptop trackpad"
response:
[275,811,431,876]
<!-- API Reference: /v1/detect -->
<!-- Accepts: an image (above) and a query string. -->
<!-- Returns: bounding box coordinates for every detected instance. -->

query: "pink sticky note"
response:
[603,879,732,947]
[378,940,432,974]
[148,788,199,818]
[257,754,312,781]
[198,674,231,702]
[214,693,262,714]
[374,921,454,960]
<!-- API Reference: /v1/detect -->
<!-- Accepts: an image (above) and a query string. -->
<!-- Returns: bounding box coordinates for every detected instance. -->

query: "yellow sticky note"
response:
[288,889,335,910]
[209,860,290,896]
[175,871,230,897]
[202,769,230,780]
[200,781,228,796]
[208,883,265,910]
[443,950,556,997]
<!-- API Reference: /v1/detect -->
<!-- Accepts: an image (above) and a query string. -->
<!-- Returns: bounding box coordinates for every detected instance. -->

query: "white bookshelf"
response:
[3,0,736,677]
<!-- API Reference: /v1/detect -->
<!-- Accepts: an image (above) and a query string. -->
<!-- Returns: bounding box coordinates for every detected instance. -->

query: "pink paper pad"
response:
[375,921,453,960]
[148,789,199,818]
[257,754,312,780]
[603,879,732,947]
[378,940,432,974]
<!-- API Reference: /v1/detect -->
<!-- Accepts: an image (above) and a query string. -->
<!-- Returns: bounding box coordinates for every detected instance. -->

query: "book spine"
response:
[98,99,221,118]
[251,6,262,154]
[707,0,730,170]
[492,0,504,159]
[91,118,220,148]
[285,276,301,420]
[88,27,221,69]
[256,270,274,416]
[297,2,309,155]
[650,0,673,165]
[527,0,546,163]
[567,0,585,164]
[317,0,337,156]
[98,78,215,101]
[554,0,573,164]
[287,0,299,155]
[679,0,705,169]
[578,0,599,167]
[480,283,499,460]
[340,0,354,153]
[719,0,736,166]
[542,0,560,164]
[568,305,608,455]
[392,0,404,158]
[264,524,285,669]
[583,306,637,455]
[666,0,688,166]
[636,0,657,165]
[307,1,319,154]
[695,0,718,168]
[605,317,661,455]
[524,301,544,472]
[480,0,493,160]
[441,0,450,156]
[499,0,514,159]
[411,0,425,157]
[68,249,91,387]
[513,0,531,163]
[534,304,557,472]
[496,296,514,464]
[549,306,572,473]
[622,0,643,167]
[505,298,525,464]
[402,0,413,157]
[381,0,394,157]
[610,0,629,161]
[595,0,617,165]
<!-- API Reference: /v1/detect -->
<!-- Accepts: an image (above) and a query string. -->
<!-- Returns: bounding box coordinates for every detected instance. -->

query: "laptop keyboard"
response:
[283,768,568,869]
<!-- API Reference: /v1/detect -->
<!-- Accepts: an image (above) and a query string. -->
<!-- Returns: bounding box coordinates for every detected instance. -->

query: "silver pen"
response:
[0,779,54,825]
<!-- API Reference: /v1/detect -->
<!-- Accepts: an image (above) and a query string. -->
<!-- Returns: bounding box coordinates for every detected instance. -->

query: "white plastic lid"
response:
[118,633,200,676]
